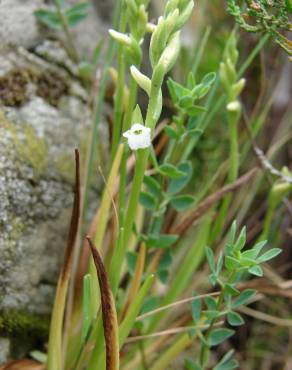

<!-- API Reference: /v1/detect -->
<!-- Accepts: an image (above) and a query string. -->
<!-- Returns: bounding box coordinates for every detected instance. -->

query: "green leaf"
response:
[139,191,156,210]
[201,72,216,86]
[65,1,89,27]
[227,311,244,326]
[205,310,220,320]
[257,248,282,263]
[191,84,205,98]
[65,2,89,16]
[208,328,234,346]
[167,78,190,103]
[214,359,238,370]
[34,9,61,30]
[66,12,87,27]
[179,95,194,108]
[206,247,216,273]
[164,125,178,139]
[204,296,217,310]
[216,252,224,275]
[209,273,217,286]
[225,283,240,296]
[143,176,161,198]
[239,257,256,267]
[185,359,202,370]
[159,163,186,178]
[232,289,256,308]
[140,295,159,315]
[187,72,196,88]
[158,269,169,283]
[191,297,201,323]
[214,349,238,370]
[225,221,237,250]
[126,252,137,275]
[241,241,266,260]
[234,226,246,251]
[146,234,178,248]
[225,255,240,270]
[170,195,195,211]
[168,161,193,194]
[186,105,207,117]
[248,265,263,276]
[159,249,172,269]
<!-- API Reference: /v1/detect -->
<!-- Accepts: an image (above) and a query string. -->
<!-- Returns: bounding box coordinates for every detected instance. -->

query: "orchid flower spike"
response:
[123,123,151,150]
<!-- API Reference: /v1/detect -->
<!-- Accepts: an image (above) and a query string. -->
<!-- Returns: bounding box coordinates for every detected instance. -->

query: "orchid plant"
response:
[27,0,291,369]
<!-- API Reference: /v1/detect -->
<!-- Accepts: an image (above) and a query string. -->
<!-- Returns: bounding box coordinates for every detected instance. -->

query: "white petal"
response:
[123,130,131,138]
[131,123,145,132]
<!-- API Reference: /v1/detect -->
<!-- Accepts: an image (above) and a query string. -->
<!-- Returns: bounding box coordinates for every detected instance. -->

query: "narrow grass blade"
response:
[89,144,124,316]
[148,216,212,333]
[149,334,193,370]
[119,274,155,347]
[86,237,119,370]
[47,150,81,370]
[94,144,124,250]
[120,243,146,319]
[82,274,92,342]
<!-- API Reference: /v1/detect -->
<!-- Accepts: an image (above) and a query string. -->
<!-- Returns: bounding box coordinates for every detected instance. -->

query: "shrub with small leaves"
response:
[226,0,292,55]
[187,221,281,369]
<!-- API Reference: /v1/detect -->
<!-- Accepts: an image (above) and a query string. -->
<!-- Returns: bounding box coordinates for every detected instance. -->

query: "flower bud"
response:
[130,66,151,96]
[156,31,181,74]
[109,29,131,46]
[227,100,241,112]
[150,9,179,67]
[231,78,246,98]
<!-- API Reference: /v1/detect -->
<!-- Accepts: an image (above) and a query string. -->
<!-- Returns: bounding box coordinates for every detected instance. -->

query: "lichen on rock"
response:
[0,0,112,361]
[0,46,94,359]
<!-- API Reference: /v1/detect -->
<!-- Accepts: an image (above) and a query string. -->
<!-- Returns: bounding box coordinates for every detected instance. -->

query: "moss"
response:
[0,310,49,357]
[0,310,49,338]
[54,153,75,183]
[0,68,69,107]
[16,124,49,174]
[0,111,48,175]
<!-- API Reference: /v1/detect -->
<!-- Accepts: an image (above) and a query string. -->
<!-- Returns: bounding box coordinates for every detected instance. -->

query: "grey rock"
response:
[0,0,111,360]
[0,47,95,317]
[0,0,111,57]
[0,0,44,49]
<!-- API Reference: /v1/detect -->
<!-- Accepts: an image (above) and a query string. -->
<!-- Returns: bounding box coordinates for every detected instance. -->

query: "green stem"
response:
[111,4,127,160]
[181,33,270,162]
[209,108,240,244]
[122,66,164,249]
[53,0,79,63]
[199,289,225,368]
[228,110,240,182]
[118,77,139,224]
[81,0,122,229]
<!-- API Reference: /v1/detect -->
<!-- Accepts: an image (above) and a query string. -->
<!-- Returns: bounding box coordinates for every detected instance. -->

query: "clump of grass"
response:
[6,0,291,369]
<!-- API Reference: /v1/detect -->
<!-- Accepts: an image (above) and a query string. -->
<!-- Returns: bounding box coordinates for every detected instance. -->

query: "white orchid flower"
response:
[123,123,151,150]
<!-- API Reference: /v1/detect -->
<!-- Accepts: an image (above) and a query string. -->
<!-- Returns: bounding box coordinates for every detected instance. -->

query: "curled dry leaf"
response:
[86,237,119,370]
